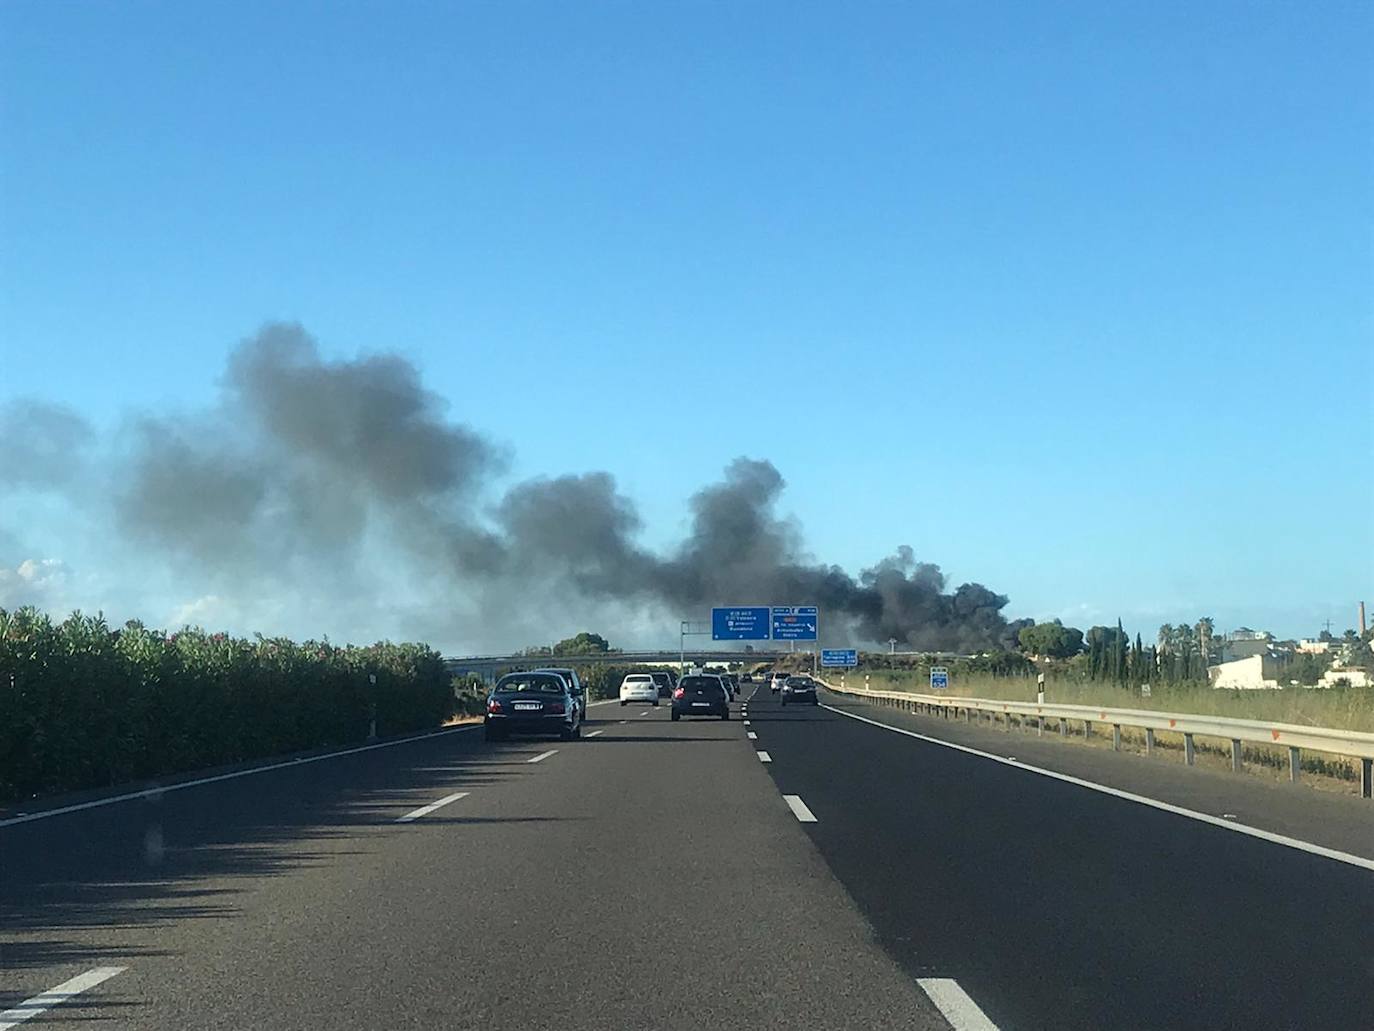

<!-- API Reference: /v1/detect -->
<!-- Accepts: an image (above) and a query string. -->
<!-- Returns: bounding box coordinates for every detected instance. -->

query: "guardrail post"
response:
[965,707,973,723]
[1145,728,1155,755]
[1362,759,1373,800]
[1059,718,1067,737]
[1002,712,1010,732]
[1230,739,1242,772]
[1112,725,1121,751]
[1083,720,1092,740]
[1184,733,1195,766]
[1289,746,1300,783]
[1037,716,1044,737]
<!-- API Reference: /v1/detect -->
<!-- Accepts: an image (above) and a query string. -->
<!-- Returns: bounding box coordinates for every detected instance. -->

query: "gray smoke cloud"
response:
[0,399,94,486]
[3,322,1026,651]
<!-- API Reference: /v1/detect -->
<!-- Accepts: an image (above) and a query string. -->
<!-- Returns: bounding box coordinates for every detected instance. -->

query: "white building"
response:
[1318,668,1373,688]
[1296,639,1333,654]
[1208,654,1281,690]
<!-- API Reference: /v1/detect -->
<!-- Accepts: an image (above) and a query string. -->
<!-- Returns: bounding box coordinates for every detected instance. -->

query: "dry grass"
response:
[833,670,1374,732]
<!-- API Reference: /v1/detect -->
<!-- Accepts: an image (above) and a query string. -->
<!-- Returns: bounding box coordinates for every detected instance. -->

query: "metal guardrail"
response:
[818,679,1374,799]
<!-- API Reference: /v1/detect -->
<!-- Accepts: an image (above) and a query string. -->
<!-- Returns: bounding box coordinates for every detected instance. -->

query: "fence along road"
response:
[821,679,1374,797]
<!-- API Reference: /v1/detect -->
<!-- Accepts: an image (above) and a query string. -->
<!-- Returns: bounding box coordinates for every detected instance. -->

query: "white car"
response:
[619,673,659,706]
[770,672,788,694]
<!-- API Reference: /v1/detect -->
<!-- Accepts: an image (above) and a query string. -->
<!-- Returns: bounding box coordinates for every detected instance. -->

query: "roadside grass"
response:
[836,670,1374,732]
[823,672,1374,792]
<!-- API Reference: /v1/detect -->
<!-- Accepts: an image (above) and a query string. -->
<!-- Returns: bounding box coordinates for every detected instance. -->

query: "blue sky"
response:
[2,1,1371,647]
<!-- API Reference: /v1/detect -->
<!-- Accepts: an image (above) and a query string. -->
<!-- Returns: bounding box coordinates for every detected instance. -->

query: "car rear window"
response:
[680,676,725,696]
[623,675,653,683]
[649,672,671,685]
[496,675,565,694]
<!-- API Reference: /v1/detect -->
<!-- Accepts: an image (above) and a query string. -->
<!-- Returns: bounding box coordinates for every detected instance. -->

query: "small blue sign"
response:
[821,649,858,668]
[930,666,949,690]
[711,607,770,641]
[772,606,818,641]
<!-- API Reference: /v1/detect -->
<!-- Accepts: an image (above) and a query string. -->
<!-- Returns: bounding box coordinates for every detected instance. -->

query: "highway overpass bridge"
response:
[444,648,807,681]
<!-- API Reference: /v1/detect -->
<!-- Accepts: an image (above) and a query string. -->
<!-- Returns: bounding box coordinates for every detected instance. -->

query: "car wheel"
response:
[484,725,504,742]
[671,711,680,722]
[620,700,627,706]
[652,700,660,707]
[722,711,729,721]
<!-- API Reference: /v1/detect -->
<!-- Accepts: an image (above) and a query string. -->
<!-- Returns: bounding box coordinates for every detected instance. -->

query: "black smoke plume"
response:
[3,323,1026,652]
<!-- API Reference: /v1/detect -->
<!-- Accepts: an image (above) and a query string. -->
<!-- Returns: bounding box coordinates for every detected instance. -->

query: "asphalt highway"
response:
[750,685,1374,1029]
[5,684,1372,1029]
[1,699,944,1030]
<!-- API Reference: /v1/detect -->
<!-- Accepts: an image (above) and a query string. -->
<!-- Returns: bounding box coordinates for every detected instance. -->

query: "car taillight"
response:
[487,699,502,713]
[548,701,565,714]
[672,687,685,700]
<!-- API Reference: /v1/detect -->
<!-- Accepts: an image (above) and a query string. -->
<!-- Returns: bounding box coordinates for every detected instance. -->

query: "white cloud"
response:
[0,557,70,608]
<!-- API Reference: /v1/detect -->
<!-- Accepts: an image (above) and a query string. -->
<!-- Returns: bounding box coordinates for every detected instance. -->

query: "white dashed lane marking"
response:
[783,795,817,823]
[396,791,469,823]
[0,967,128,1030]
[917,978,1000,1030]
[526,750,558,764]
[756,751,772,763]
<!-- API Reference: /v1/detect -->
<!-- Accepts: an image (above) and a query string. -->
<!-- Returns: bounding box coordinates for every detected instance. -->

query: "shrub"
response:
[0,607,451,804]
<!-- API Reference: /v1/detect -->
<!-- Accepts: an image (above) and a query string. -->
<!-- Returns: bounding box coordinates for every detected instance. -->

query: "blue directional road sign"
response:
[771,606,818,641]
[821,649,858,668]
[711,607,771,641]
[930,666,949,689]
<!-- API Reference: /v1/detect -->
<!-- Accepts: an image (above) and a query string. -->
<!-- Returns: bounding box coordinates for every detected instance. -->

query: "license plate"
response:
[692,702,711,707]
[513,702,541,710]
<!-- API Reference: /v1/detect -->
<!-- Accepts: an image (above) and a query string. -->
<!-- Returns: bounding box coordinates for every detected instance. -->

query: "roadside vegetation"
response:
[834,668,1374,734]
[0,606,452,806]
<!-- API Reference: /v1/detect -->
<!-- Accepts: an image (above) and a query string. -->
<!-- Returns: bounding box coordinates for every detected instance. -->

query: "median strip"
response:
[917,978,999,1030]
[0,966,127,1029]
[527,750,558,764]
[396,791,469,823]
[783,794,817,823]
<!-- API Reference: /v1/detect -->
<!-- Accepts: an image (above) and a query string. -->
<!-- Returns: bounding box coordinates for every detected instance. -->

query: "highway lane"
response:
[1,698,947,1029]
[748,686,1374,1029]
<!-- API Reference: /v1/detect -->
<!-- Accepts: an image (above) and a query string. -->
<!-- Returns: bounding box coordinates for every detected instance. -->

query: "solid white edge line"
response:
[917,978,999,1031]
[586,729,605,737]
[0,724,481,830]
[396,791,469,823]
[757,751,772,763]
[526,750,558,764]
[747,731,758,740]
[0,966,128,1029]
[783,794,817,823]
[821,703,1374,874]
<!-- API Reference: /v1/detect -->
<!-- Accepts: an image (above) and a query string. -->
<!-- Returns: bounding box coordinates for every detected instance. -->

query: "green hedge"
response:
[0,607,453,805]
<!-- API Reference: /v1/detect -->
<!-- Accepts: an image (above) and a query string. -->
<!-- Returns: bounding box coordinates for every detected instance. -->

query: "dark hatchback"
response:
[485,672,582,741]
[781,676,818,705]
[671,675,729,721]
[650,670,676,699]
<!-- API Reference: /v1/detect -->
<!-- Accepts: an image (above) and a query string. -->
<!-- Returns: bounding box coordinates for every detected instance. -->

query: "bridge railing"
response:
[817,679,1374,799]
